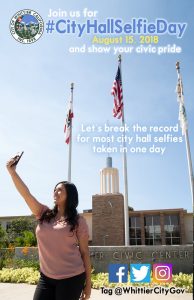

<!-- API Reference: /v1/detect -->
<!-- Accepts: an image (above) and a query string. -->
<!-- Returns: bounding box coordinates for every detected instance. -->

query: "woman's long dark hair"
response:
[38,181,79,232]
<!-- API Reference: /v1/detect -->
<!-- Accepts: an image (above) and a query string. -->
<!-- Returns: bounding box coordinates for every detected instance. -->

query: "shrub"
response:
[2,258,39,270]
[0,267,39,284]
[0,245,15,269]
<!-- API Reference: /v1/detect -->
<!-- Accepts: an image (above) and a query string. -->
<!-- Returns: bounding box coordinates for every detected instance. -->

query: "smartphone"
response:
[11,151,24,167]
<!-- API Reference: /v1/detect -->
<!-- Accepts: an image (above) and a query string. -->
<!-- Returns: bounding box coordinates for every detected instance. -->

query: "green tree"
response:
[7,218,37,245]
[14,230,36,247]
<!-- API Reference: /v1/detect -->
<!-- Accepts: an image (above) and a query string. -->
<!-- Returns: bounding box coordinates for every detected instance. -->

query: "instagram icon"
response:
[153,264,172,283]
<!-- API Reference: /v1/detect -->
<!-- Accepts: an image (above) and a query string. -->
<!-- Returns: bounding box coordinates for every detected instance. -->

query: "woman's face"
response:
[54,183,67,206]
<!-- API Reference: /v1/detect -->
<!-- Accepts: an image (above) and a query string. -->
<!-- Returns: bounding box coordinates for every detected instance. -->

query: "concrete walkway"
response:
[0,283,192,299]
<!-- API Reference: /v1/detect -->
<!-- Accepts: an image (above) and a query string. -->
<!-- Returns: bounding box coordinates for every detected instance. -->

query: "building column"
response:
[140,213,145,245]
[179,210,185,244]
[160,213,165,245]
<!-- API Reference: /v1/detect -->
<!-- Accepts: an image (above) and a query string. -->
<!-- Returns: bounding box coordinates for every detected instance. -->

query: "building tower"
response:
[100,157,119,194]
[92,157,125,245]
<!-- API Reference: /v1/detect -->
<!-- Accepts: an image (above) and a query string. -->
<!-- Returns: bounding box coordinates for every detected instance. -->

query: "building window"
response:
[129,216,141,245]
[164,214,180,245]
[144,215,161,245]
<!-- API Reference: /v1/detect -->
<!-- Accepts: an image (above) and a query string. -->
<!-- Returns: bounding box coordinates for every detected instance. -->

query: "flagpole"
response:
[68,82,74,182]
[176,62,194,210]
[118,55,130,246]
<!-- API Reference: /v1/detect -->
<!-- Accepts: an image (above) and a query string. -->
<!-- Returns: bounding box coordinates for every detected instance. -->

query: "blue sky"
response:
[0,0,193,217]
[20,15,39,24]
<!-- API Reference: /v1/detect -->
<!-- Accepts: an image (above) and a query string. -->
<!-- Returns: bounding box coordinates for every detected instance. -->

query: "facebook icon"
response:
[109,264,128,283]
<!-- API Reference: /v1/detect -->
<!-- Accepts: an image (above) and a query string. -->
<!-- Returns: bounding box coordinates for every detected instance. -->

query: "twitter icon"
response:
[130,264,151,283]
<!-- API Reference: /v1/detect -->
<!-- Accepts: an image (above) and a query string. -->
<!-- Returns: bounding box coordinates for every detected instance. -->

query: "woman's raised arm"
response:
[6,156,43,216]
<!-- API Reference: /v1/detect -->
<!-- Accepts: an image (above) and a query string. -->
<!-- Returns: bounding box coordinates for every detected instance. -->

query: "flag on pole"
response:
[64,99,74,144]
[176,76,188,135]
[178,102,187,136]
[111,65,123,119]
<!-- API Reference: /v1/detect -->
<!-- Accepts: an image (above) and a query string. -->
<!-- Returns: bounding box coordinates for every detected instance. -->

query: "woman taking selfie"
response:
[6,154,91,300]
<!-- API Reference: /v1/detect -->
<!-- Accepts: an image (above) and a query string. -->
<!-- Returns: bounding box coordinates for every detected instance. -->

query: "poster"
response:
[1,1,193,299]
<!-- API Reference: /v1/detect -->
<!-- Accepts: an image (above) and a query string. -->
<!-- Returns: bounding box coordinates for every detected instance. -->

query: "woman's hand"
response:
[6,155,19,175]
[80,283,91,299]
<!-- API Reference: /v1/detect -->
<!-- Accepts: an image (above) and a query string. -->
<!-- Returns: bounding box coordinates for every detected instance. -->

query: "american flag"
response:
[64,99,74,144]
[111,66,123,119]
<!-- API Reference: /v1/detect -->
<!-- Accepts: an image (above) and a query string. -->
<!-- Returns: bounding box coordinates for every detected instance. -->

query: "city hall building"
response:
[83,205,192,246]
